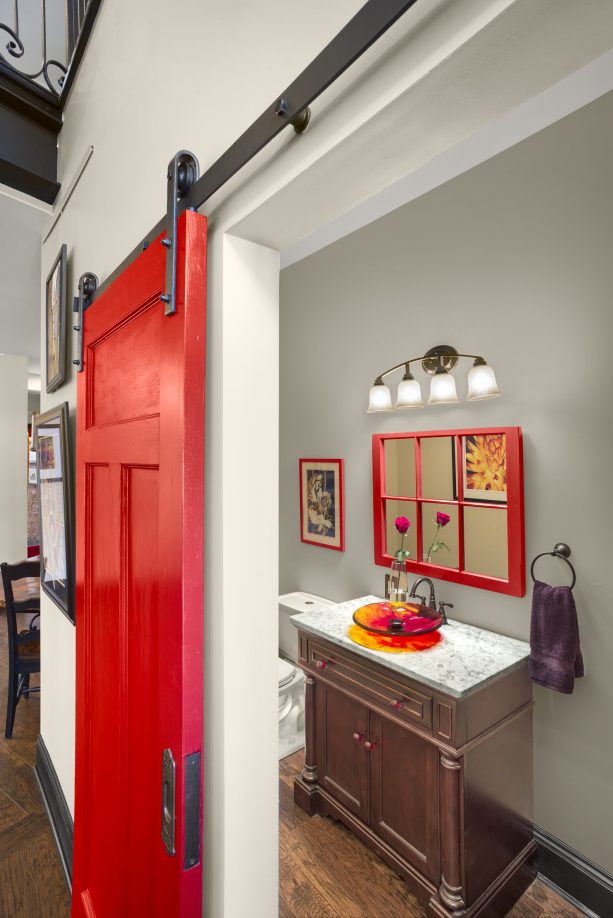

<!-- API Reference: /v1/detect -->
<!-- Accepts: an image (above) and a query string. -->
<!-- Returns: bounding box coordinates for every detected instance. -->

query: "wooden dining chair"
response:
[1,561,40,739]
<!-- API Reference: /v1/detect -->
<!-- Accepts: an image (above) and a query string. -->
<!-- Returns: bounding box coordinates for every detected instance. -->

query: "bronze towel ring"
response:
[530,543,576,591]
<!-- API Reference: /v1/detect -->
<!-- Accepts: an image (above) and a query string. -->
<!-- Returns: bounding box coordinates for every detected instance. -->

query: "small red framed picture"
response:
[299,458,345,551]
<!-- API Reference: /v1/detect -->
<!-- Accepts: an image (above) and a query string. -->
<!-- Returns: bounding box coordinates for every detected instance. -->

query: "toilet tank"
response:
[279,591,334,662]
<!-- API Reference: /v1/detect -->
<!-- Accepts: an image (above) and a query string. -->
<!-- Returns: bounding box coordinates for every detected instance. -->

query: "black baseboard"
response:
[34,735,73,890]
[535,825,613,917]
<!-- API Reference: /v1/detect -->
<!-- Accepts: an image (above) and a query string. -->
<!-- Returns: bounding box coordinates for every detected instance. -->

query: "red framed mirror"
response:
[372,427,525,596]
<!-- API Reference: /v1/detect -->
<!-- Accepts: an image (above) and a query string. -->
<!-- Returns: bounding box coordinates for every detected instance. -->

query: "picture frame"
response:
[299,458,345,551]
[35,402,75,623]
[46,243,68,394]
[462,433,507,503]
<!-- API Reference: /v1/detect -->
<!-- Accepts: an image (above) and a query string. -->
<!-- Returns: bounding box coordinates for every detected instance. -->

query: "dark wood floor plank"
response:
[0,813,49,861]
[280,843,341,918]
[0,742,45,816]
[300,816,425,918]
[525,879,584,918]
[0,786,28,832]
[0,827,70,917]
[280,770,310,834]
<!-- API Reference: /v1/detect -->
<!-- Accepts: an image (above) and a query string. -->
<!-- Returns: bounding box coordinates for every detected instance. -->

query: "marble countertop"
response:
[291,595,529,699]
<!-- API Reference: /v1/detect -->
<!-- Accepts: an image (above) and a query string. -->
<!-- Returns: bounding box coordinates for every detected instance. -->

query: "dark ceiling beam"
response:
[0,69,61,203]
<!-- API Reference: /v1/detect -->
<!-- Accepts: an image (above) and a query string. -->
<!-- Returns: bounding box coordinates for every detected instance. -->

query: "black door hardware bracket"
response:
[161,151,200,316]
[72,272,98,371]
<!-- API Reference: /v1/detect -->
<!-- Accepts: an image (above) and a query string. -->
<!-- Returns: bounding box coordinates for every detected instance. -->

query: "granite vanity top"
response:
[291,595,530,699]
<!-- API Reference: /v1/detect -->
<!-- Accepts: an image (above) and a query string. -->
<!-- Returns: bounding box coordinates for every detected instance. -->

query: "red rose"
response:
[436,512,451,527]
[394,516,411,535]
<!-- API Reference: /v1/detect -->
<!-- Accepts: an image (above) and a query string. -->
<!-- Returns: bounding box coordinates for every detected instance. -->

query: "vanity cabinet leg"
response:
[302,675,318,785]
[294,674,320,816]
[437,752,466,913]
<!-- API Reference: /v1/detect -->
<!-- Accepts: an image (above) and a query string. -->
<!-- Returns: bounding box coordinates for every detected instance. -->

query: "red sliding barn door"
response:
[72,211,206,918]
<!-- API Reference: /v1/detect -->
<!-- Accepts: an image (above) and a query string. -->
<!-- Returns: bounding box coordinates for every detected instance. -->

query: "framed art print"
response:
[299,458,344,551]
[462,433,507,503]
[35,402,75,622]
[46,243,68,394]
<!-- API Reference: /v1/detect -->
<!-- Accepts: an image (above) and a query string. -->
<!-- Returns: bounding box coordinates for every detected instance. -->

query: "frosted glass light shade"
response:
[428,370,459,405]
[395,378,424,408]
[367,382,393,413]
[467,362,501,400]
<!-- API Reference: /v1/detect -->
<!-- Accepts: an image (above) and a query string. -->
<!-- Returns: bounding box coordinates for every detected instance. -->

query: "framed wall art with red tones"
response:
[372,428,524,596]
[299,458,345,551]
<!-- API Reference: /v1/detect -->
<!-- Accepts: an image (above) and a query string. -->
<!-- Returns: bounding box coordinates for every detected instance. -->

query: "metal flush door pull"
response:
[161,749,176,856]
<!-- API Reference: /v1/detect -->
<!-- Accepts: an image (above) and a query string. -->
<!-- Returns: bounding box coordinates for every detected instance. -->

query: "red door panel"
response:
[72,211,206,918]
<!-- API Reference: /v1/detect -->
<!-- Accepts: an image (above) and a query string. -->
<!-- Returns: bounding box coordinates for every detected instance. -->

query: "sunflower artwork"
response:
[463,433,507,503]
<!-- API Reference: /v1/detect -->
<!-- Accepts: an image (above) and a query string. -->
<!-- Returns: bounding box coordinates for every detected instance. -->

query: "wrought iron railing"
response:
[0,0,94,97]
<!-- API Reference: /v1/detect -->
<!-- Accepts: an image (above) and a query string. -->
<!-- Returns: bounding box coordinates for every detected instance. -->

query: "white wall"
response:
[39,0,613,913]
[279,91,613,873]
[0,354,28,563]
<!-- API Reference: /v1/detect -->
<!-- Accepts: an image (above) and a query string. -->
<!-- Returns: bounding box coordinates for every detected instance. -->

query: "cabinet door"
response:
[370,713,440,882]
[316,682,370,821]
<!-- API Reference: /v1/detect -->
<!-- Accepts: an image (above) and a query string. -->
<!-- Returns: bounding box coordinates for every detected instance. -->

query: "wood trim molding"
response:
[34,735,73,890]
[535,825,613,918]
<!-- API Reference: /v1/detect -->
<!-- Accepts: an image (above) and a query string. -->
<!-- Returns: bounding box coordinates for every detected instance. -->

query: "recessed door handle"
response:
[161,748,176,856]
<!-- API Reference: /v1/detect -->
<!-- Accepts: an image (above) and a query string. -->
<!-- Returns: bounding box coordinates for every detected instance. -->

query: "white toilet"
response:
[278,591,334,759]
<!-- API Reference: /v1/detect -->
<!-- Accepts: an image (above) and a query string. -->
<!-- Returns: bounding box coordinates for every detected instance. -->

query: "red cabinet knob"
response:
[315,660,328,670]
[352,732,364,743]
[391,699,402,710]
[364,740,376,751]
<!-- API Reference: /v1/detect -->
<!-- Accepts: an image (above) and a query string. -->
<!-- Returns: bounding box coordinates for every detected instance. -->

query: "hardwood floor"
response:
[280,750,584,918]
[0,612,70,917]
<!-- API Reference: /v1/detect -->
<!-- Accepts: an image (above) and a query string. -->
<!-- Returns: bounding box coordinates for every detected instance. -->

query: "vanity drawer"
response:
[306,638,433,732]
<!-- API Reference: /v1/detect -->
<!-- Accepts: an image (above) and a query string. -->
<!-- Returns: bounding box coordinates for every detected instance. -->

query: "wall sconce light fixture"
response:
[367,345,501,413]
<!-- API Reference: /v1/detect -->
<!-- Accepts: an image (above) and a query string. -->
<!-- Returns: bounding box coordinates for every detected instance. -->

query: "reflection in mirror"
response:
[384,438,415,497]
[420,437,455,500]
[422,503,459,569]
[464,507,508,579]
[385,500,417,560]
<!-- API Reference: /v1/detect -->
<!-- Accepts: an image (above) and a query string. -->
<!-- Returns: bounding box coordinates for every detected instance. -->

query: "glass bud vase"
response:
[389,559,409,603]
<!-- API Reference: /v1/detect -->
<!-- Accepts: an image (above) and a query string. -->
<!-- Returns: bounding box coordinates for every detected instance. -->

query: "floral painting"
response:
[463,433,507,503]
[46,244,67,393]
[299,459,344,551]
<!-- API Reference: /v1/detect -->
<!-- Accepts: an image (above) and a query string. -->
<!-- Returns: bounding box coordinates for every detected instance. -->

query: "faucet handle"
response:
[411,593,427,607]
[438,601,454,623]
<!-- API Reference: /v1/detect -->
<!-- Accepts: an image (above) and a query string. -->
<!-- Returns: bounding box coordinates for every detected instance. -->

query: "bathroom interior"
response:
[275,88,612,917]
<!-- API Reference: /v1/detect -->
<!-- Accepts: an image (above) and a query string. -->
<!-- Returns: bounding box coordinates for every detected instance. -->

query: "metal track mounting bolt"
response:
[274,97,311,134]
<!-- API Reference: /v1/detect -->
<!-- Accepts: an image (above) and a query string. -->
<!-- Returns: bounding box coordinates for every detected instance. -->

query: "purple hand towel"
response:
[528,581,584,694]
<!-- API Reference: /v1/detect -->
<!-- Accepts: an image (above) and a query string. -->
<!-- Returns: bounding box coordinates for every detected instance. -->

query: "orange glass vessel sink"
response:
[352,600,444,637]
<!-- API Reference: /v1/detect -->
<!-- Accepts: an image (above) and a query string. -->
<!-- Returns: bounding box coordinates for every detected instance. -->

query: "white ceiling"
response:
[0,185,51,376]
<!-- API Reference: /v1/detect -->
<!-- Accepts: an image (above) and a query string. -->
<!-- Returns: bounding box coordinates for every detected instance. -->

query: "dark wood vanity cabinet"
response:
[294,632,536,918]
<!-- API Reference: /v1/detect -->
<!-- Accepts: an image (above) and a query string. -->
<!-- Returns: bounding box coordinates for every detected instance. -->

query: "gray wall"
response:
[280,91,613,872]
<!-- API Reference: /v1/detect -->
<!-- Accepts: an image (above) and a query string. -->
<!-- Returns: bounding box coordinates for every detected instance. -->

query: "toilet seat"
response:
[278,657,297,689]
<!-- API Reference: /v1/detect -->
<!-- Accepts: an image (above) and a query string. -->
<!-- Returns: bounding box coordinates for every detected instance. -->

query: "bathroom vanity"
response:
[293,597,535,918]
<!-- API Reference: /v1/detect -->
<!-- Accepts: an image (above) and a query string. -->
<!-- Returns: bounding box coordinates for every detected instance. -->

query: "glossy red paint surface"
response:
[71,211,206,917]
[372,428,525,597]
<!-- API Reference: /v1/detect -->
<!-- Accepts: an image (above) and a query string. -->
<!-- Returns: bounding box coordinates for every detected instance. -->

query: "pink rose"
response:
[394,516,411,534]
[436,512,451,527]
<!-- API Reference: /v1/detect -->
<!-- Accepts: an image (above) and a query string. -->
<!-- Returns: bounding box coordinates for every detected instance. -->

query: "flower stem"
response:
[426,524,440,564]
